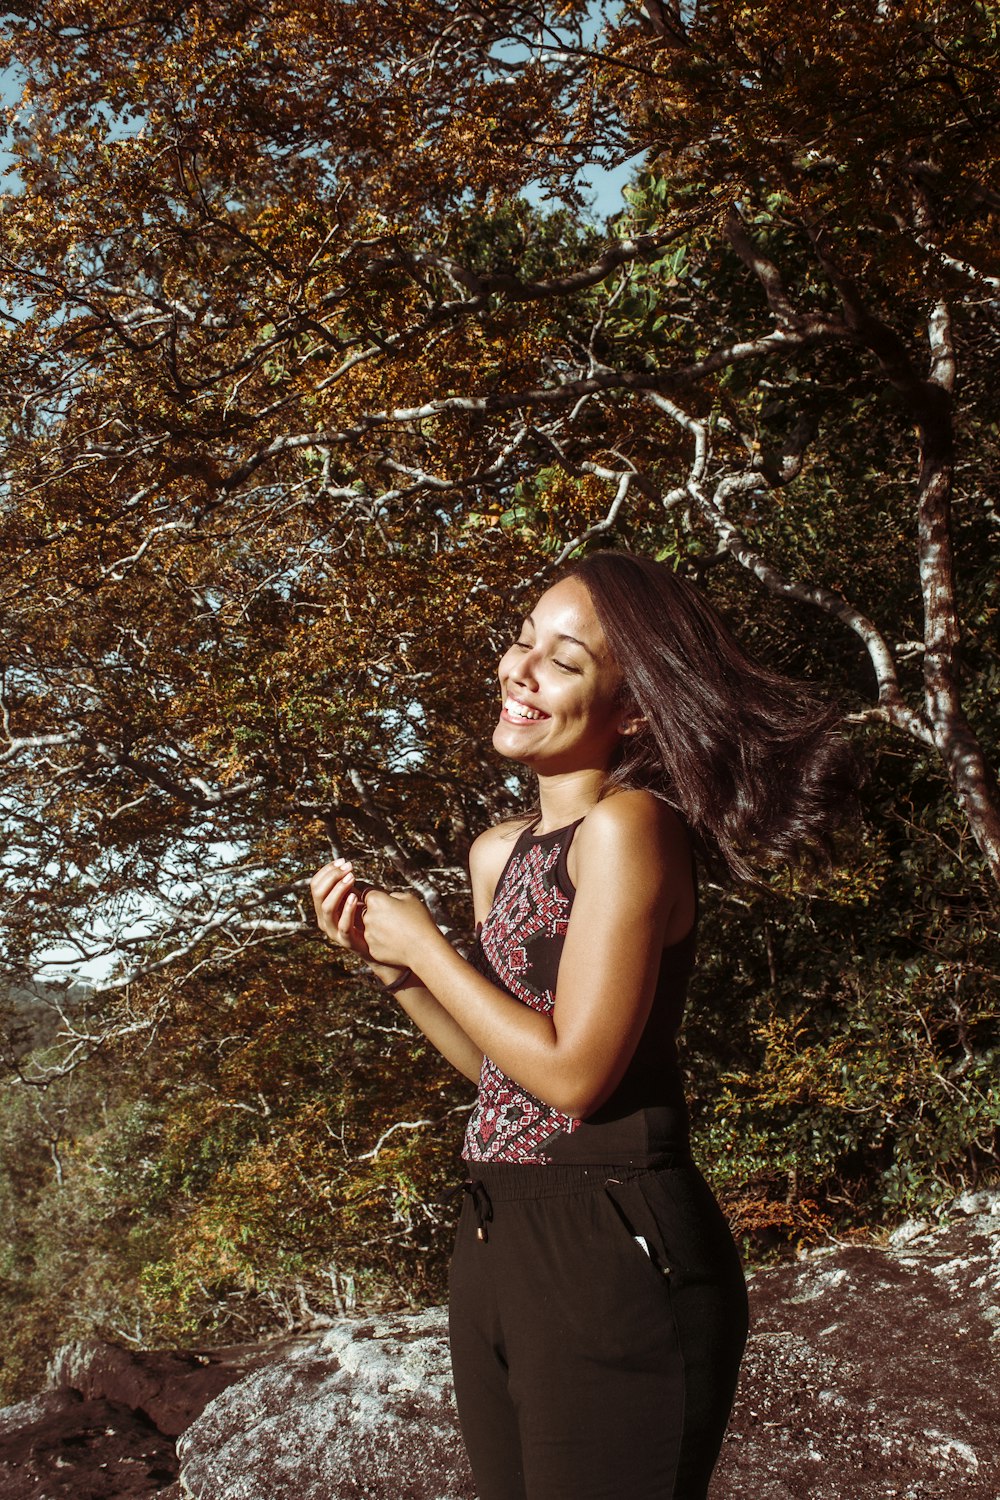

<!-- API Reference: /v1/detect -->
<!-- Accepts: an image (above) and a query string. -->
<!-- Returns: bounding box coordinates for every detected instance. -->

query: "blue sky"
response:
[1,27,640,221]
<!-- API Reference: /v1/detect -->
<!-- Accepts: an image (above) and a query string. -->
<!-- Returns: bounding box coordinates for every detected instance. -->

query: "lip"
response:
[500,693,551,725]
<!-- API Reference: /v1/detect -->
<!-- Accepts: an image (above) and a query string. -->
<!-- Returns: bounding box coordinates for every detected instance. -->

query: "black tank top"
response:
[462,818,696,1166]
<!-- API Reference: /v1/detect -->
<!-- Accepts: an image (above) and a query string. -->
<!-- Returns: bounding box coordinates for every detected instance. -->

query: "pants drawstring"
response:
[462,1178,494,1242]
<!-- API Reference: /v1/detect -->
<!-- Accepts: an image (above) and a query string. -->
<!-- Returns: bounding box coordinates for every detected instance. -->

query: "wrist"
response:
[380,965,419,995]
[367,960,418,990]
[367,960,406,984]
[410,923,448,975]
[368,961,421,995]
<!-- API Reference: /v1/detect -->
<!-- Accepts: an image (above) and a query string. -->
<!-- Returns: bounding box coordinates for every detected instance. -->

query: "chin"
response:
[492,723,533,764]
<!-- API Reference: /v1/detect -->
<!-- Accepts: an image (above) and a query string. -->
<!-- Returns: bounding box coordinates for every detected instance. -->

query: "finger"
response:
[337,893,372,956]
[336,891,360,938]
[310,862,352,905]
[320,870,355,917]
[309,867,336,903]
[318,875,357,933]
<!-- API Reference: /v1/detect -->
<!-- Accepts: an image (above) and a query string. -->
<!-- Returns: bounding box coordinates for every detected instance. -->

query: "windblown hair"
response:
[566,551,863,885]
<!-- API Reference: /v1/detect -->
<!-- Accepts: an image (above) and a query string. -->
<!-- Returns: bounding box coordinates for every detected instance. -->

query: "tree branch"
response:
[643,393,936,746]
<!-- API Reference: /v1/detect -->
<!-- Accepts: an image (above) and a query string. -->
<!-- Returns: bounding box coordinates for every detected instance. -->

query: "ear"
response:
[618,714,645,737]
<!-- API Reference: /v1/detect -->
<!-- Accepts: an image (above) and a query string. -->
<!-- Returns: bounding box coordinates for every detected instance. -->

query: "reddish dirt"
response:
[0,1191,996,1499]
[712,1196,1000,1499]
[0,1390,178,1499]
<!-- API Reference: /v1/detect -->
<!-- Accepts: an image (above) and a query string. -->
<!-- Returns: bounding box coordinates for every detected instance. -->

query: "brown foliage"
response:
[0,1,997,1366]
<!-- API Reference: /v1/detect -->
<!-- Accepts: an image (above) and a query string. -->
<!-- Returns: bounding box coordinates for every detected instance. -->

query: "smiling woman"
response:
[494,576,628,780]
[310,549,861,1500]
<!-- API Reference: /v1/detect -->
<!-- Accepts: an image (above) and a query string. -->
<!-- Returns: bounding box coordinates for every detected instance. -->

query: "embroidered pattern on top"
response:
[463,836,580,1163]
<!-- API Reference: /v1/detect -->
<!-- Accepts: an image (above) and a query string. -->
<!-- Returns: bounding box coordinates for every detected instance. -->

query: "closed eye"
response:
[511,639,580,672]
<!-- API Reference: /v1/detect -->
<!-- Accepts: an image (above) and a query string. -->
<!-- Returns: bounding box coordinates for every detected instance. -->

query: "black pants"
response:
[448,1161,748,1500]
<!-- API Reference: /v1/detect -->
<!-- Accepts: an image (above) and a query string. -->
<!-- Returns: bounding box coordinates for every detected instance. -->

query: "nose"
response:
[508,647,539,690]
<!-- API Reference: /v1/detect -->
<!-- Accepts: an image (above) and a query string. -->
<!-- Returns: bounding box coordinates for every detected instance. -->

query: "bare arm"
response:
[361,793,693,1118]
[392,824,524,1075]
[391,979,484,1085]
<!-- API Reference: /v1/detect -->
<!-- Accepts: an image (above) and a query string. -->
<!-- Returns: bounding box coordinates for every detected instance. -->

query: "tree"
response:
[1,4,997,1010]
[0,0,997,1386]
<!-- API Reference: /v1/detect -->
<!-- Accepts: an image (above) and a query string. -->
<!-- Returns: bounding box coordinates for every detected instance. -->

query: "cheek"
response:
[586,688,624,735]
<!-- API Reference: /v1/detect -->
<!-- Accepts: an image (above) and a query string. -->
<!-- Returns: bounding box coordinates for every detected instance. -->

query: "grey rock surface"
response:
[712,1187,1000,1499]
[1,1189,997,1499]
[177,1306,474,1500]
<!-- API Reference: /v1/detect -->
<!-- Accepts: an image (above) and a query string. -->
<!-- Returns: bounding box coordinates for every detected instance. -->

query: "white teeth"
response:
[505,697,546,721]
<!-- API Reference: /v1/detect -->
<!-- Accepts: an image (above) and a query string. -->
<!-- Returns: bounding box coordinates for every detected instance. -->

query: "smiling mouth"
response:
[502,696,550,723]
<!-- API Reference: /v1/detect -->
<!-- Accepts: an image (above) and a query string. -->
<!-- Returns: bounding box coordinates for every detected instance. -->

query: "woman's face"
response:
[493,577,626,774]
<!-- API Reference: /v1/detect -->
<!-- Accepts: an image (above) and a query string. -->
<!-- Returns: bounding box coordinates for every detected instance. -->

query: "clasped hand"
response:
[309,858,437,971]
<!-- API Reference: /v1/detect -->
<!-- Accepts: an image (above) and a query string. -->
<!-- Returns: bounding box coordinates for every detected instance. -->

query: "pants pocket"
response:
[603,1176,673,1278]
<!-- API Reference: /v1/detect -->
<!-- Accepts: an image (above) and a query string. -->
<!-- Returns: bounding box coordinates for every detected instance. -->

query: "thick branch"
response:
[643,394,935,745]
[725,209,818,331]
[365,218,708,306]
[916,302,1000,876]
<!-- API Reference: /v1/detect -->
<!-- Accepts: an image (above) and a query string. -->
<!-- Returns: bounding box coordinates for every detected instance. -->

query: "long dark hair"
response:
[566,551,862,884]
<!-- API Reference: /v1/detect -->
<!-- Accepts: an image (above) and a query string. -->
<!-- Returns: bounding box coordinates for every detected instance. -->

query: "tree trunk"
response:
[916,385,1000,884]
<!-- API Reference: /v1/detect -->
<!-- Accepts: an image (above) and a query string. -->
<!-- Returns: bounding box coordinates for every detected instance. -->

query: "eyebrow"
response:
[522,614,598,661]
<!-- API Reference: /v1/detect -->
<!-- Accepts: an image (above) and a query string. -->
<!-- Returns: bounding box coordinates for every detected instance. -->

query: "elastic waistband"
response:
[459,1154,693,1202]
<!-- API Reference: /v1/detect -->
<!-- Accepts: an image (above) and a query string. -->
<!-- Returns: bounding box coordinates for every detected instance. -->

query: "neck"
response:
[534,767,606,834]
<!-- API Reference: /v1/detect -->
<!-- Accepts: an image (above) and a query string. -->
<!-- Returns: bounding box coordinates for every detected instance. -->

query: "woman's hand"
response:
[310,859,373,959]
[310,860,485,1086]
[310,861,440,975]
[361,888,441,970]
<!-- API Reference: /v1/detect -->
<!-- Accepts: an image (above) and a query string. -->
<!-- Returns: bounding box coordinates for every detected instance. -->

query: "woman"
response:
[311,551,859,1500]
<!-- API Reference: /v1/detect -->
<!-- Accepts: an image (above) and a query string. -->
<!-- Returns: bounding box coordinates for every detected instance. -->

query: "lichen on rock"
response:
[1,1190,998,1500]
[177,1308,473,1500]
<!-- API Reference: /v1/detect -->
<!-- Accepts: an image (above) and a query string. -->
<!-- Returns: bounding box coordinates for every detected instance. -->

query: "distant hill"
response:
[1,979,96,1061]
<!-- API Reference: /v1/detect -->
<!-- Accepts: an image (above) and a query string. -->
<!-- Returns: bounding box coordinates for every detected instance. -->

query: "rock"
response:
[0,1339,279,1500]
[176,1191,1000,1500]
[886,1216,931,1248]
[950,1188,1000,1220]
[0,1387,178,1499]
[711,1188,1000,1499]
[2,1189,998,1500]
[46,1339,272,1439]
[176,1307,474,1500]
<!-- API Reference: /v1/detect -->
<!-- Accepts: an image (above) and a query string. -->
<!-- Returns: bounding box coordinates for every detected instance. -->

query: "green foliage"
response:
[685,720,1000,1251]
[0,948,474,1397]
[1,0,998,1403]
[0,1055,156,1404]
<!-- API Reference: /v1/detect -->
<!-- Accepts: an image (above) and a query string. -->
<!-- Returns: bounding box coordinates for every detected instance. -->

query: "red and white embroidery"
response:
[463,832,580,1164]
[478,839,569,1012]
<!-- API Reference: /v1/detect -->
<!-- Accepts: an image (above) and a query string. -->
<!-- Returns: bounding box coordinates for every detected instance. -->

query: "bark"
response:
[643,367,1000,885]
[915,381,1000,881]
[643,391,935,744]
[802,222,1000,883]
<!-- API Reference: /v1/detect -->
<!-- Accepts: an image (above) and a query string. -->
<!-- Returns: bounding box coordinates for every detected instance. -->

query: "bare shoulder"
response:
[470,817,528,867]
[469,818,529,921]
[576,790,689,863]
[572,793,694,939]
